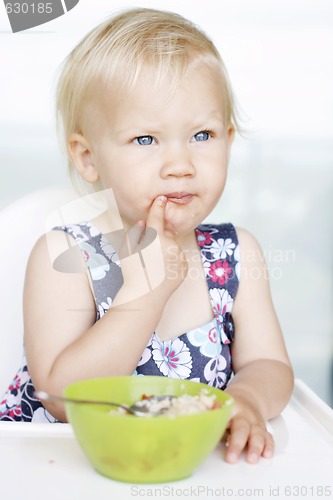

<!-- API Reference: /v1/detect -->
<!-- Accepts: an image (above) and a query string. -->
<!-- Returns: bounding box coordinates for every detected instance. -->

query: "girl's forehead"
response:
[102,60,224,104]
[79,61,228,138]
[84,64,226,132]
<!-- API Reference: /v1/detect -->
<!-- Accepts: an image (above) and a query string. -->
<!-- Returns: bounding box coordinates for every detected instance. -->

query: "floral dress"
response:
[0,222,239,422]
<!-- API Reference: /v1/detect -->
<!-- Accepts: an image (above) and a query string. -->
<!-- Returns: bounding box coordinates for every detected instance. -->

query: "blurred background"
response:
[1,0,332,404]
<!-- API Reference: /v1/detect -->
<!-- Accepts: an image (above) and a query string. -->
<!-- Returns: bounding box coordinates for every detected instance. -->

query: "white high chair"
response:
[0,185,78,395]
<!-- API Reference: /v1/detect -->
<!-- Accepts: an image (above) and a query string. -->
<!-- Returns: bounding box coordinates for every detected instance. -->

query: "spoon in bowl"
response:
[35,391,174,417]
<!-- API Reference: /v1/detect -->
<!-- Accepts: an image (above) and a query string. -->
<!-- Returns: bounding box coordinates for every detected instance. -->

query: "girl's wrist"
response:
[112,281,171,311]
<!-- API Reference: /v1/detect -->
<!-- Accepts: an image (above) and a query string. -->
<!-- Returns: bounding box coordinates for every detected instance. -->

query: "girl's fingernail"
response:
[248,452,259,463]
[136,220,145,226]
[156,195,167,206]
[226,451,238,463]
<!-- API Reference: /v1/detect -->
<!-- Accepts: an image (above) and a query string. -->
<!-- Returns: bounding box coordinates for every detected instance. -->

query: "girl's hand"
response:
[223,393,274,464]
[117,195,188,302]
[145,195,188,293]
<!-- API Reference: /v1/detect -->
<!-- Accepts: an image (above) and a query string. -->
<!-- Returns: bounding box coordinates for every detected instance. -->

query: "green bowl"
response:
[64,376,233,483]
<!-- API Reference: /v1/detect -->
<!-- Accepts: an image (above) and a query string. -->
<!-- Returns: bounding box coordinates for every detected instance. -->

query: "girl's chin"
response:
[164,214,198,237]
[165,203,202,234]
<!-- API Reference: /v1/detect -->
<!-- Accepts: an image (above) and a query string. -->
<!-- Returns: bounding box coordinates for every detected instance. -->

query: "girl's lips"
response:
[165,193,194,205]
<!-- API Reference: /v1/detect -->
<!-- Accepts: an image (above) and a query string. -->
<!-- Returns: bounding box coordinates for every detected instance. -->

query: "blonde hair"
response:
[56,7,239,195]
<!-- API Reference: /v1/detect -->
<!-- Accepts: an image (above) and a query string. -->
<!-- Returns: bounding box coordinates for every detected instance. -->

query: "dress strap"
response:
[52,222,123,319]
[196,223,240,344]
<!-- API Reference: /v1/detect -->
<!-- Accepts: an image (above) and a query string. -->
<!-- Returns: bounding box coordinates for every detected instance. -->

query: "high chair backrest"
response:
[0,185,78,395]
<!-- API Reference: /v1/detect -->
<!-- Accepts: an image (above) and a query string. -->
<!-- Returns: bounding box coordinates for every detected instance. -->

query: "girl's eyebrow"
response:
[193,110,225,123]
[189,117,225,131]
[114,111,225,137]
[197,116,224,125]
[116,127,161,137]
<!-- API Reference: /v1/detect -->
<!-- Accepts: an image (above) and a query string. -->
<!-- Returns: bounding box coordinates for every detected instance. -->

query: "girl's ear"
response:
[226,125,235,162]
[67,133,99,183]
[227,124,235,145]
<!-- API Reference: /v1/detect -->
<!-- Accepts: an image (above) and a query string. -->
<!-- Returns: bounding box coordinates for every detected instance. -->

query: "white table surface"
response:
[1,379,333,500]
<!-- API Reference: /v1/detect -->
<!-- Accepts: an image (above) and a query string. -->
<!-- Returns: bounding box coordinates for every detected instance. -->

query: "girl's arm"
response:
[224,227,294,463]
[24,196,186,422]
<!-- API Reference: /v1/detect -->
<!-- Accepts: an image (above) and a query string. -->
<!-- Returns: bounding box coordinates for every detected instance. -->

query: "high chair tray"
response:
[0,379,332,500]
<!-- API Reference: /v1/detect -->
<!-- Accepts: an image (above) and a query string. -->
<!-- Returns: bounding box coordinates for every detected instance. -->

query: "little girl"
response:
[0,7,293,464]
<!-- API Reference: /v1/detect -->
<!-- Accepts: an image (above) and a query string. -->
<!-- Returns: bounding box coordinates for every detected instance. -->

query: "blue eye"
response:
[135,135,154,146]
[194,131,210,142]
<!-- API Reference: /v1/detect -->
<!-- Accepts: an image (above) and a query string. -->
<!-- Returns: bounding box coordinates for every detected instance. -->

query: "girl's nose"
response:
[160,147,196,178]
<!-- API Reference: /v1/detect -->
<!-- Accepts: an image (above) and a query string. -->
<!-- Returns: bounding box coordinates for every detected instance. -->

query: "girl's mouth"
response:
[165,192,194,205]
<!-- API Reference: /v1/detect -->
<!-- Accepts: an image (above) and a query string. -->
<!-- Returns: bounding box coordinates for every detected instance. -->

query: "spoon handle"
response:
[35,391,132,413]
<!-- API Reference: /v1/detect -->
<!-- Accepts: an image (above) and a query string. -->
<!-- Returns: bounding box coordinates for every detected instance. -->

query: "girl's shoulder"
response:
[233,226,267,266]
[27,224,88,276]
